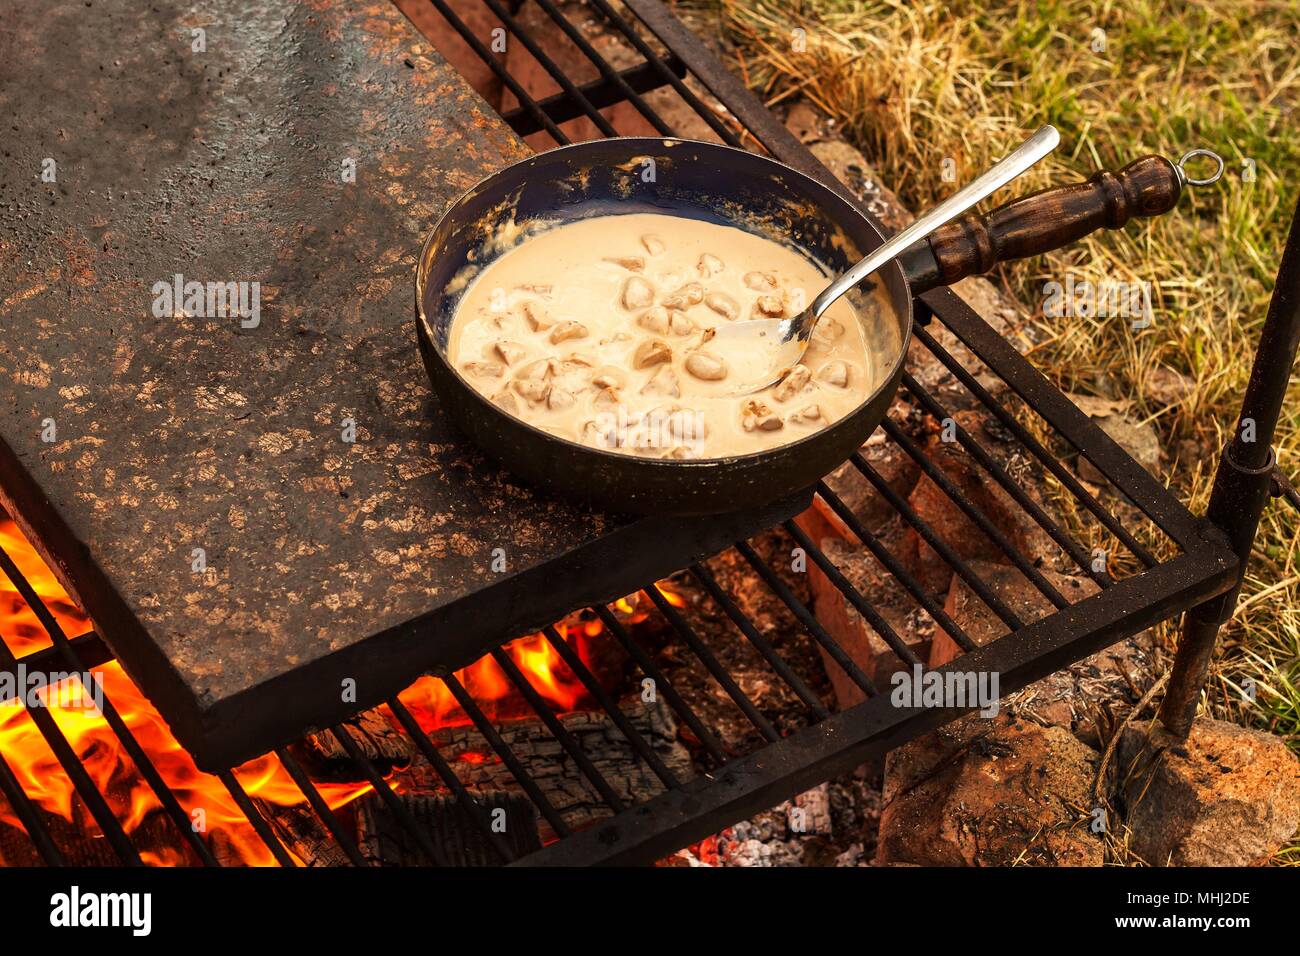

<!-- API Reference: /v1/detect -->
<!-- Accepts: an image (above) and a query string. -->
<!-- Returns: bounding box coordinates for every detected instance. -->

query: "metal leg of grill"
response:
[1159,194,1300,737]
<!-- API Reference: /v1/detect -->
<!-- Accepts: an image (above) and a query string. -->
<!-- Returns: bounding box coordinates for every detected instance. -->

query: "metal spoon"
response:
[713,124,1061,393]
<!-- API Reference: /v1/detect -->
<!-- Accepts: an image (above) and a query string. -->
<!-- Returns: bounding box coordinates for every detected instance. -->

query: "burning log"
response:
[292,709,414,781]
[356,791,541,866]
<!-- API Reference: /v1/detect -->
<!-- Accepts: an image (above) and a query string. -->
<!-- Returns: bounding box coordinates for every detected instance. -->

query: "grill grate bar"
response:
[783,517,931,660]
[216,771,297,867]
[327,724,445,866]
[811,487,979,654]
[0,750,66,866]
[0,547,219,866]
[491,647,628,813]
[273,747,369,867]
[880,417,1071,608]
[901,371,1111,587]
[912,323,1159,565]
[583,0,742,145]
[501,54,686,135]
[0,638,141,865]
[541,624,681,789]
[735,540,879,697]
[592,604,729,766]
[529,0,674,136]
[424,0,570,143]
[689,563,829,720]
[850,452,1026,629]
[386,697,516,864]
[441,672,572,837]
[481,0,619,137]
[644,584,780,742]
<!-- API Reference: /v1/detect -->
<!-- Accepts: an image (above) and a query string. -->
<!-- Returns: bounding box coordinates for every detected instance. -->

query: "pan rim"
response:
[414,135,913,471]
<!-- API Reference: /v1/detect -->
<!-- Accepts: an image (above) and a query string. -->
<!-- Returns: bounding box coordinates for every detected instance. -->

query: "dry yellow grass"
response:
[687,0,1300,861]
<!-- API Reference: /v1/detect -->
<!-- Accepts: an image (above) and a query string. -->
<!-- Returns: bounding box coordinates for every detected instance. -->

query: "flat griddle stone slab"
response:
[0,0,809,769]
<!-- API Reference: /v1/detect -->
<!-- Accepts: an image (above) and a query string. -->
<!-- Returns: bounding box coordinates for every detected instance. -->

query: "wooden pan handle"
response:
[923,156,1183,285]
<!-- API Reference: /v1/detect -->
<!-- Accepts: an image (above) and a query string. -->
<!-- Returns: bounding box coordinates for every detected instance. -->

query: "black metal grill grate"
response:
[0,0,1237,867]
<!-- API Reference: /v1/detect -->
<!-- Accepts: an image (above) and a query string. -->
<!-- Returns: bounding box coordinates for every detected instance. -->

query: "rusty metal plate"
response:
[0,0,805,769]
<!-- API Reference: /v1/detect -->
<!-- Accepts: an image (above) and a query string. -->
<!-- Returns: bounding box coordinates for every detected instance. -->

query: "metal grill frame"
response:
[1,0,1291,868]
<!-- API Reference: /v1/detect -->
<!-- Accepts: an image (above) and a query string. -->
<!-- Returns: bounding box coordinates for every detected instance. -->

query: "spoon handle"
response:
[808,124,1060,321]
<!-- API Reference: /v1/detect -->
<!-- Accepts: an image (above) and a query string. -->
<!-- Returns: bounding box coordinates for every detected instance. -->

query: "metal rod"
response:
[911,323,1157,565]
[0,639,141,865]
[584,0,742,145]
[480,0,618,137]
[0,751,66,865]
[540,625,680,789]
[1160,194,1300,737]
[529,0,674,136]
[424,0,569,144]
[689,563,829,720]
[328,725,446,866]
[735,540,878,697]
[810,487,979,654]
[217,770,297,867]
[0,546,219,865]
[491,648,627,813]
[501,55,686,135]
[851,453,1026,629]
[901,372,1110,587]
[643,584,780,742]
[273,747,369,867]
[592,605,729,766]
[386,697,515,863]
[783,517,930,660]
[441,673,572,837]
[880,418,1070,608]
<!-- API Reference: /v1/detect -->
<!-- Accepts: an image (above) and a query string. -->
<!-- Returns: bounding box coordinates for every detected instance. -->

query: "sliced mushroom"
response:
[493,341,527,366]
[697,253,724,278]
[548,320,588,344]
[772,363,811,403]
[753,293,785,317]
[811,316,845,347]
[666,408,707,443]
[633,338,672,369]
[636,305,671,335]
[591,385,622,408]
[522,300,553,332]
[491,389,518,413]
[547,387,576,411]
[621,275,655,310]
[743,271,778,291]
[704,291,738,320]
[790,404,822,425]
[512,377,550,403]
[663,446,696,460]
[684,351,727,381]
[603,255,644,271]
[462,361,505,378]
[641,234,666,256]
[582,419,619,448]
[819,360,850,388]
[590,366,627,390]
[641,364,681,398]
[668,310,695,336]
[741,400,783,432]
[661,282,704,311]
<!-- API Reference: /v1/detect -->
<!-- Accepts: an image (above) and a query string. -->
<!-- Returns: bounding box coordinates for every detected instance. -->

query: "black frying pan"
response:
[416,137,1209,515]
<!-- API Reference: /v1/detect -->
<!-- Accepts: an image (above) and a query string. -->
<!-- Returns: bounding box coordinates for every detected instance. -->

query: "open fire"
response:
[0,516,680,866]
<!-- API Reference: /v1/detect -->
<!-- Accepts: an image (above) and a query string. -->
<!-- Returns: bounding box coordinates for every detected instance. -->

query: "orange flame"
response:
[0,515,685,865]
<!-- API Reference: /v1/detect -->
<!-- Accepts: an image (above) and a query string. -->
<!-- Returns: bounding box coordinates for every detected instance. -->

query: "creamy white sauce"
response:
[447,213,878,459]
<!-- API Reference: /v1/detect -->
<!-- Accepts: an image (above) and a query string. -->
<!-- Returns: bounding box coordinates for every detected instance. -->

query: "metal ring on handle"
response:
[1176,148,1225,187]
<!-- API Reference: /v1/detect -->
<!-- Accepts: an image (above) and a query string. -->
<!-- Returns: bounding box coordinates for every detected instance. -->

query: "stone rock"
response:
[807,529,931,708]
[1116,718,1300,866]
[877,713,1104,866]
[1077,413,1163,485]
